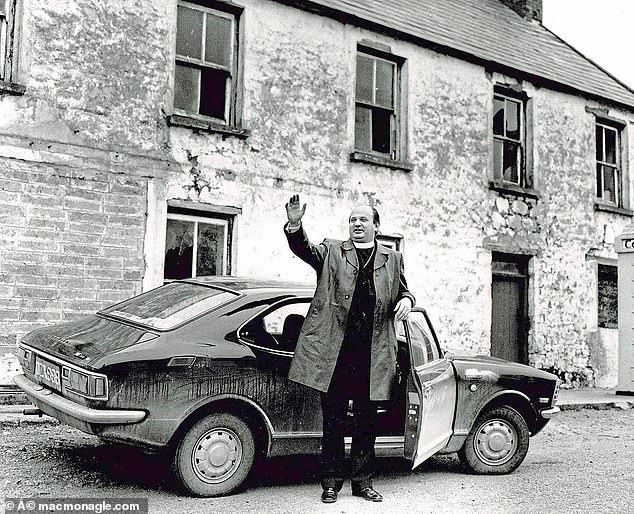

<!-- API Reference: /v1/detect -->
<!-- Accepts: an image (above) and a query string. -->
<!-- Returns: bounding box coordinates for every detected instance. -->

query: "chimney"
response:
[498,0,543,22]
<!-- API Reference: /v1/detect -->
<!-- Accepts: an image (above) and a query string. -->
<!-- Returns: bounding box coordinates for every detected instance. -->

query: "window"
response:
[355,48,401,158]
[493,89,528,187]
[164,210,232,280]
[598,264,617,328]
[174,1,240,123]
[407,311,441,367]
[0,0,17,83]
[377,234,401,251]
[596,121,622,206]
[239,301,310,353]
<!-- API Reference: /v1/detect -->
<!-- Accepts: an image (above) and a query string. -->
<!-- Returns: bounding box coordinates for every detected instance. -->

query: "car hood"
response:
[20,315,157,369]
[448,354,557,381]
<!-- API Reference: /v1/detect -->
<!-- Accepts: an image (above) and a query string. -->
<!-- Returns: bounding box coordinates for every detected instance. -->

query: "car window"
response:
[100,282,238,330]
[407,311,441,367]
[240,301,310,352]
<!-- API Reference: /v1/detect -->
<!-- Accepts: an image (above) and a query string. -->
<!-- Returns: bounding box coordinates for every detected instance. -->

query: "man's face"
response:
[349,206,378,243]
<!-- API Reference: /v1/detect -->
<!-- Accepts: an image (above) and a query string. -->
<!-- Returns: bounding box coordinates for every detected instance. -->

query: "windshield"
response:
[100,282,238,330]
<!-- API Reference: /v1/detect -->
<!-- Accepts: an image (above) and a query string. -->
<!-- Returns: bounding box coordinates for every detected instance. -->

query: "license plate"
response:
[35,357,61,390]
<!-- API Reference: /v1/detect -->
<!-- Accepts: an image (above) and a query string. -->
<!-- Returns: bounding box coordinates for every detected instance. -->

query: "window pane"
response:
[356,55,374,103]
[602,165,617,203]
[196,222,226,276]
[174,64,200,112]
[375,60,394,108]
[493,139,503,180]
[164,219,194,280]
[176,6,203,59]
[493,97,505,136]
[604,128,617,164]
[596,125,604,161]
[199,68,227,119]
[355,106,371,151]
[205,13,232,67]
[506,99,520,140]
[372,109,391,154]
[502,141,520,184]
[596,163,603,198]
[0,0,6,14]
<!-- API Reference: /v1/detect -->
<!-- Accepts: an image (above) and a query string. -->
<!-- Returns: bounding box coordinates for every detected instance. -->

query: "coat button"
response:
[345,294,350,299]
[353,270,357,275]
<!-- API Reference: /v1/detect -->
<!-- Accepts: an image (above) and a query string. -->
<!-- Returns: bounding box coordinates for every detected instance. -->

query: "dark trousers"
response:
[320,391,377,491]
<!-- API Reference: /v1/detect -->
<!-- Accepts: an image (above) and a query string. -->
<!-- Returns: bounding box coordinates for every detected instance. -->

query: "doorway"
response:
[491,252,530,364]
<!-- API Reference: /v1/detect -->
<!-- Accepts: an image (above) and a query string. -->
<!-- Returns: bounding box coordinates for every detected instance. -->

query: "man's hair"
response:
[371,206,380,226]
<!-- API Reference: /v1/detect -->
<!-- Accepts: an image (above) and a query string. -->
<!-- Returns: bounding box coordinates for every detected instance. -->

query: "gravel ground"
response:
[1,408,632,514]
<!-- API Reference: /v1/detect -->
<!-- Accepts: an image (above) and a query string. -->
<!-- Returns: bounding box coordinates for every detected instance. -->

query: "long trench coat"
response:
[285,224,415,401]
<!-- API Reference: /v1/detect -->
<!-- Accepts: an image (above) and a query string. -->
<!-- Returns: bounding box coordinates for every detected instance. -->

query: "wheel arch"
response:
[166,395,273,458]
[477,391,538,434]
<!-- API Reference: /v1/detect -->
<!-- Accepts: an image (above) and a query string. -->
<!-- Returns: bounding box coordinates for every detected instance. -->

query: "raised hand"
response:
[286,194,306,226]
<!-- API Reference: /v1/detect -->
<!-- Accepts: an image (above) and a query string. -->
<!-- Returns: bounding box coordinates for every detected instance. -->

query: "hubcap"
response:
[474,419,517,466]
[192,427,243,483]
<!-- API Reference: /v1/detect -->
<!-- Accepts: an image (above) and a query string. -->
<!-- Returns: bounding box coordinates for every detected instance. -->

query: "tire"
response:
[171,413,255,497]
[458,406,529,475]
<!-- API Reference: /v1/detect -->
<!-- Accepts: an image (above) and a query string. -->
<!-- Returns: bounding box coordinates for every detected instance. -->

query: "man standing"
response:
[284,194,415,503]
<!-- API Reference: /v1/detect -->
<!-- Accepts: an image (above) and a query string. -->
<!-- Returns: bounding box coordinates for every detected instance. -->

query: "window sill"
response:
[489,180,540,199]
[167,113,250,139]
[350,151,414,172]
[0,80,26,95]
[594,202,634,216]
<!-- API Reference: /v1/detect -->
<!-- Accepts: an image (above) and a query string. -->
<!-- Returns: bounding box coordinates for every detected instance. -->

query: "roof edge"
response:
[269,0,634,112]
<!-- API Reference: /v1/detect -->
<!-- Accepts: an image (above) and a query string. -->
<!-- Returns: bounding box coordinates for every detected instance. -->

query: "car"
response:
[14,276,560,497]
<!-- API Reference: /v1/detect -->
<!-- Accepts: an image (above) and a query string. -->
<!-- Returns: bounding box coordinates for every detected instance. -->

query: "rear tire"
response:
[172,413,255,497]
[458,406,529,474]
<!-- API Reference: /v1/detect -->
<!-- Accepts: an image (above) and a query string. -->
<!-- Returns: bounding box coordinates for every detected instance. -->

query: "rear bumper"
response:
[540,406,560,419]
[13,374,146,428]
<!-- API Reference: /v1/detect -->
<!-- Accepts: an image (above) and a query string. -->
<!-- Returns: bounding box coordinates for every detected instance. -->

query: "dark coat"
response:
[285,224,415,401]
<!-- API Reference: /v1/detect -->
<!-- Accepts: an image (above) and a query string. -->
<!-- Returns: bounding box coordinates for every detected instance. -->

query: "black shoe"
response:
[321,487,338,503]
[352,486,383,502]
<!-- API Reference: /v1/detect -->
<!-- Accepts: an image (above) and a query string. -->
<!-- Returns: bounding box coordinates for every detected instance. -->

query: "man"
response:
[284,194,415,503]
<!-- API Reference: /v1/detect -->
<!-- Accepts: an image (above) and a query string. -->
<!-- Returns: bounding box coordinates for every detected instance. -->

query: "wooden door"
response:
[491,253,529,364]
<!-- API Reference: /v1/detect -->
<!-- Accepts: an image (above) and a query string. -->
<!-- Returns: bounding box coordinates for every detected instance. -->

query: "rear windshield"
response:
[100,282,238,330]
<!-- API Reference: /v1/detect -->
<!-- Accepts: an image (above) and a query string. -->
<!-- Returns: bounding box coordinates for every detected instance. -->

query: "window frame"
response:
[595,119,623,208]
[597,262,618,329]
[352,43,409,169]
[164,207,236,281]
[172,0,243,128]
[0,0,24,93]
[492,88,529,187]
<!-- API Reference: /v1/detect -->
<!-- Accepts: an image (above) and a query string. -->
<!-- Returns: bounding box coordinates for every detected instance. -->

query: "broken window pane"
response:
[493,97,505,136]
[355,106,371,151]
[197,223,226,275]
[174,64,200,112]
[164,219,195,280]
[375,60,394,108]
[356,54,374,104]
[372,109,391,154]
[493,139,503,180]
[602,165,617,203]
[502,141,519,184]
[200,68,227,119]
[604,128,617,164]
[506,99,520,140]
[205,13,232,67]
[176,6,203,59]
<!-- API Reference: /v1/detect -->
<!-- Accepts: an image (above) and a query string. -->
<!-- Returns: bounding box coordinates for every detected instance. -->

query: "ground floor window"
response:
[598,264,617,328]
[164,210,232,280]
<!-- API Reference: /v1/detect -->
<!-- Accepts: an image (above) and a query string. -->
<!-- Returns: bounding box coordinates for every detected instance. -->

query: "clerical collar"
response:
[353,240,375,249]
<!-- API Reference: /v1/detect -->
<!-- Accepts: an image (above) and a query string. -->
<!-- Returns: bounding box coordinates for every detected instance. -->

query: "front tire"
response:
[172,413,255,497]
[458,406,529,474]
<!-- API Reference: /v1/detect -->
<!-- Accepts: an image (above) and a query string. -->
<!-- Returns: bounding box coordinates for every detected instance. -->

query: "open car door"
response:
[403,308,457,468]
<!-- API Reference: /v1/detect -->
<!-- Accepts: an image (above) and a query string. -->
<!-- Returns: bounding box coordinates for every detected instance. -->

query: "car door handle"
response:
[464,369,484,380]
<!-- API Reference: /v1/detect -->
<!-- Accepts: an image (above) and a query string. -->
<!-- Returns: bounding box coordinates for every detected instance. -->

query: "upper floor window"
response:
[174,1,240,123]
[493,89,528,187]
[0,0,17,83]
[355,48,402,159]
[595,121,622,206]
[164,209,233,280]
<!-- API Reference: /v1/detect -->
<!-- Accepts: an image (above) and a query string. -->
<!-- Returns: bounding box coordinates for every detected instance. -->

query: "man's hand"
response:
[394,297,412,322]
[286,194,306,227]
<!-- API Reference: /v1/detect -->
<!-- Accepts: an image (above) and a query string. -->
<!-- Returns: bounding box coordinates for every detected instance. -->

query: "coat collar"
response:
[341,239,389,270]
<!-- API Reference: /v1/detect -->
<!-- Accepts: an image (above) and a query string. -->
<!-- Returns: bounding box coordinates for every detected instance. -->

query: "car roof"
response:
[177,275,315,294]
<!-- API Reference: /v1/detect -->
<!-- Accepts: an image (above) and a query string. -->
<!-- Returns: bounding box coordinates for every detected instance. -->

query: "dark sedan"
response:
[14,276,560,497]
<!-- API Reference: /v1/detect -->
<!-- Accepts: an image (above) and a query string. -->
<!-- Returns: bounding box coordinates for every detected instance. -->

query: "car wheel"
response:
[172,413,255,497]
[458,406,529,474]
